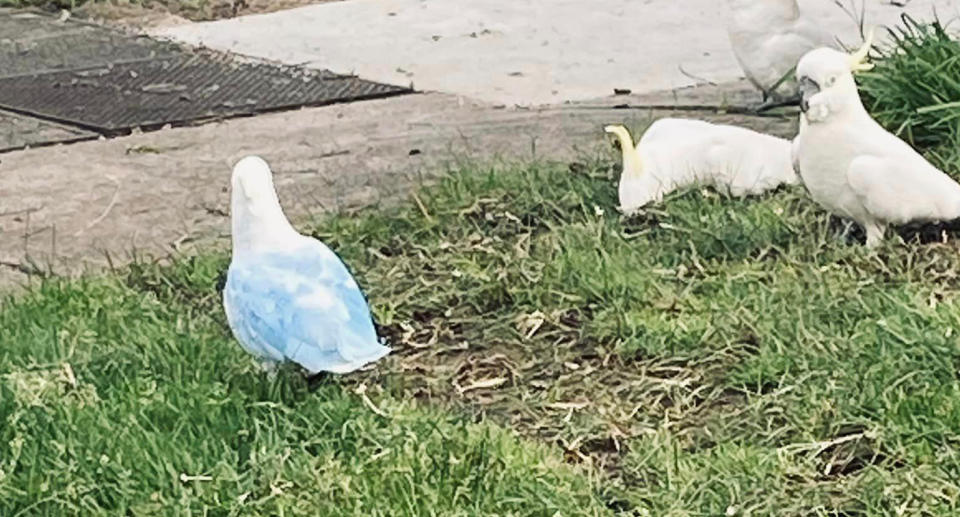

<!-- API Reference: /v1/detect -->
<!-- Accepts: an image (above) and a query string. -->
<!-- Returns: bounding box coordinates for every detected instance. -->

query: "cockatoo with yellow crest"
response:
[605,119,799,214]
[793,31,960,247]
[725,0,834,107]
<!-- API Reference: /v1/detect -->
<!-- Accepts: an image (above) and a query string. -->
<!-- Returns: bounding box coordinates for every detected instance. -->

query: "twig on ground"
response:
[74,176,120,237]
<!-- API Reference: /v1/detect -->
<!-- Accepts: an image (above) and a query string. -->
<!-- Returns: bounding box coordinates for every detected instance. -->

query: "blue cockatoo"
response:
[222,155,390,374]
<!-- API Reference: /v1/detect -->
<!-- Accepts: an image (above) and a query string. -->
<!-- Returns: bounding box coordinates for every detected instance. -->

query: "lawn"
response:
[4,155,960,515]
[0,222,607,516]
[5,15,960,517]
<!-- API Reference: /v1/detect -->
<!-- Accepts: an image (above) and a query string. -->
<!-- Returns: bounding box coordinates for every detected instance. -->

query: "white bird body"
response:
[725,0,833,101]
[794,43,960,246]
[223,156,389,374]
[605,119,799,214]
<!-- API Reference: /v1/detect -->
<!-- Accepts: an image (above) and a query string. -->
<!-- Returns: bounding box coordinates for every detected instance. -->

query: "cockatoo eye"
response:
[825,75,838,87]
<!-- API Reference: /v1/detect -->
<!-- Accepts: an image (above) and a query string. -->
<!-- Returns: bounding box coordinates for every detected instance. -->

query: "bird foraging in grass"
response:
[724,0,834,109]
[223,156,389,375]
[793,30,960,248]
[605,119,799,215]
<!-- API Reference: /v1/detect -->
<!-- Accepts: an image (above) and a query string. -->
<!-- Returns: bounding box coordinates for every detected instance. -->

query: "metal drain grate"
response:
[0,10,412,143]
[0,53,411,134]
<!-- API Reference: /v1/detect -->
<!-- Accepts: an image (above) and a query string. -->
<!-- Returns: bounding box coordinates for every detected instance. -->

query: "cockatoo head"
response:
[230,155,294,252]
[232,155,280,213]
[604,125,662,214]
[796,29,874,123]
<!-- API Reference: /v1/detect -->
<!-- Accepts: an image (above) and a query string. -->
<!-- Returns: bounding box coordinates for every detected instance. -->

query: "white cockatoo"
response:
[605,118,799,214]
[724,0,834,105]
[223,156,390,374]
[793,33,960,247]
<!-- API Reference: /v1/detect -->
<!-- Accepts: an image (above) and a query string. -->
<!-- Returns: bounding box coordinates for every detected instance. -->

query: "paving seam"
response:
[0,102,109,135]
[0,134,99,154]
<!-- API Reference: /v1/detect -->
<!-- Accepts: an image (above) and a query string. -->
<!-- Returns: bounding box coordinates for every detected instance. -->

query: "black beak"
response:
[798,77,820,113]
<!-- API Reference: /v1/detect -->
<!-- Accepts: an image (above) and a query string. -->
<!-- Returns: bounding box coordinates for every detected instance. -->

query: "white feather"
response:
[793,46,960,247]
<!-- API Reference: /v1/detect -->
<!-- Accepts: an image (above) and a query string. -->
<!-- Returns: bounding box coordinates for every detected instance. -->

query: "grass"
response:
[5,155,960,515]
[0,257,606,515]
[858,15,960,173]
[320,160,960,515]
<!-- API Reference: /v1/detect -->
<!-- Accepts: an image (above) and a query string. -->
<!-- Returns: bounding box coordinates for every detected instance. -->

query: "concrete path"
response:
[156,0,960,106]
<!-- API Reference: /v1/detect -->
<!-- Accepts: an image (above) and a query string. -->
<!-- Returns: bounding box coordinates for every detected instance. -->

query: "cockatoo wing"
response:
[224,240,389,374]
[847,155,960,225]
[754,30,828,88]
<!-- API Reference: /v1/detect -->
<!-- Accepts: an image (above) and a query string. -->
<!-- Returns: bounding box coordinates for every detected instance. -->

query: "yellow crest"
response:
[848,27,876,73]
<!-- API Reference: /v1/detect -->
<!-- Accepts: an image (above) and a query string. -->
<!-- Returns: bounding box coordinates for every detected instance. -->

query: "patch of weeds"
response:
[858,15,960,174]
[4,363,98,409]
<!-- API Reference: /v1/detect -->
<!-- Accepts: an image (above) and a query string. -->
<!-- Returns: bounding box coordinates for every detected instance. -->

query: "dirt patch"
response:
[348,278,767,473]
[363,341,742,473]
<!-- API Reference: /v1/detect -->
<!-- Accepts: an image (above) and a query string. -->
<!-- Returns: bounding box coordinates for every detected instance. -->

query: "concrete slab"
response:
[155,0,960,106]
[0,109,96,152]
[0,82,795,290]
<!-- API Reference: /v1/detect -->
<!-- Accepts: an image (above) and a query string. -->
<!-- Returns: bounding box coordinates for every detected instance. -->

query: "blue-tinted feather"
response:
[223,241,388,373]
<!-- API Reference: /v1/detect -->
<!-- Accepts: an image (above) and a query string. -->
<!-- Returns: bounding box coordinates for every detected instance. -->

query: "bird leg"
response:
[864,223,886,249]
[837,220,856,242]
[755,68,799,113]
[754,92,801,114]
